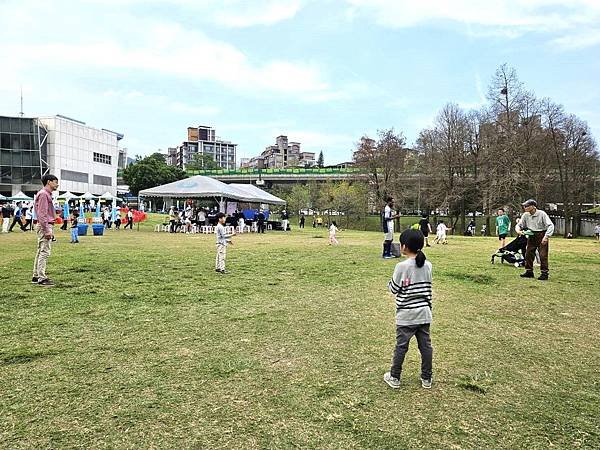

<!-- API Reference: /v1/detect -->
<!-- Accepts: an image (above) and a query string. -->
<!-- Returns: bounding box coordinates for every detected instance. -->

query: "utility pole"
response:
[19,86,24,117]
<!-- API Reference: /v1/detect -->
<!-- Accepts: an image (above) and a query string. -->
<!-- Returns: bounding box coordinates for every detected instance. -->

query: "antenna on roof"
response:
[19,86,24,117]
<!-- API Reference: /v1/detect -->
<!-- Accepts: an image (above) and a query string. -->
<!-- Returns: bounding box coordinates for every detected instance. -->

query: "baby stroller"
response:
[491,235,527,267]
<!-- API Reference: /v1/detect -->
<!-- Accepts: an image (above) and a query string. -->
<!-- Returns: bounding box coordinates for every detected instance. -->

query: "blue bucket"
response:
[92,224,104,236]
[77,224,89,236]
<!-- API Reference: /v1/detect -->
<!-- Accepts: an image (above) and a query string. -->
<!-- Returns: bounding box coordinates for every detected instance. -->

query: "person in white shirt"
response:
[328,221,340,245]
[434,220,451,244]
[382,197,400,258]
[594,224,600,242]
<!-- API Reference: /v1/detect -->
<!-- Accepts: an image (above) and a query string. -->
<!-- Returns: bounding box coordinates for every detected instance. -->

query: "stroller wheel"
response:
[514,262,520,268]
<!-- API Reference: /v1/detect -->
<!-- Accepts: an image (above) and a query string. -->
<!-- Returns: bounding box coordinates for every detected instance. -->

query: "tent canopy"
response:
[229,184,286,205]
[99,191,123,202]
[57,191,79,201]
[80,192,97,200]
[9,191,33,201]
[138,176,287,206]
[139,175,248,200]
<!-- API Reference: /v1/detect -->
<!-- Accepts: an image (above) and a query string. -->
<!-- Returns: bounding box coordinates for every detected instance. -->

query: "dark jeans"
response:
[525,231,549,274]
[258,222,265,233]
[390,323,433,380]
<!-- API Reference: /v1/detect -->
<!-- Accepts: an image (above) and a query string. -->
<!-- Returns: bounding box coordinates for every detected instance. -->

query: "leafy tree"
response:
[186,153,219,171]
[317,151,324,168]
[123,154,187,195]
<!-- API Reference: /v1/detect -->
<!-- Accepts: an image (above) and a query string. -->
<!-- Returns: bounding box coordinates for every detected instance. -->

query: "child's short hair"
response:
[216,212,226,220]
[332,220,337,226]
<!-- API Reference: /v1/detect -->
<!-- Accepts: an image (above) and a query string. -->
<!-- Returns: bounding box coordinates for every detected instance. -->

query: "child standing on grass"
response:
[384,229,433,389]
[328,220,340,245]
[70,211,80,244]
[215,212,234,274]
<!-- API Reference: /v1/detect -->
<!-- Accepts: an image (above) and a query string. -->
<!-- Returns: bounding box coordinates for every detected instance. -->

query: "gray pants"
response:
[32,224,52,281]
[390,323,433,380]
[215,243,226,271]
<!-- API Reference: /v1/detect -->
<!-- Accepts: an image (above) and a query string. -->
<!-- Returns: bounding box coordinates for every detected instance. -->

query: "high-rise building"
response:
[0,114,124,197]
[240,135,315,169]
[168,125,236,170]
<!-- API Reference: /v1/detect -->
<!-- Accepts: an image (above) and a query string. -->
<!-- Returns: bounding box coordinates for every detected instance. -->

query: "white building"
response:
[38,115,123,195]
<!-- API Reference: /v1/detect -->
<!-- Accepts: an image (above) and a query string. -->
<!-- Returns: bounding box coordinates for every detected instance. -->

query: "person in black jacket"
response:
[257,210,266,233]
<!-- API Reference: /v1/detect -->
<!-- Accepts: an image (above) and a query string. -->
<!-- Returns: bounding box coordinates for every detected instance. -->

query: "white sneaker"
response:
[383,372,400,389]
[421,378,432,389]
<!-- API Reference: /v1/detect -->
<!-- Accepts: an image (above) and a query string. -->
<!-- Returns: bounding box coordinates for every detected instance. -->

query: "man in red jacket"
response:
[32,174,59,286]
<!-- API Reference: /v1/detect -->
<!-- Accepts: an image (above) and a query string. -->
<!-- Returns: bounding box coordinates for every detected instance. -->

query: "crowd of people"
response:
[0,201,34,233]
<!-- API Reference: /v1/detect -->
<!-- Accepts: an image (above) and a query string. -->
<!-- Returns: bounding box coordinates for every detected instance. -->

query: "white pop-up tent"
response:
[139,176,251,201]
[229,184,286,205]
[57,191,79,201]
[9,191,33,201]
[138,176,287,206]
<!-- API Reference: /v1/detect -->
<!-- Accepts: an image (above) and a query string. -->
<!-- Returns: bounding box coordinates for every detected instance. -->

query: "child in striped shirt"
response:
[384,229,434,389]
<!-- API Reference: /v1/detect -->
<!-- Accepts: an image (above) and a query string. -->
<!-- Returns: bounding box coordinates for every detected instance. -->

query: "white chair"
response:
[154,224,161,232]
[161,224,169,232]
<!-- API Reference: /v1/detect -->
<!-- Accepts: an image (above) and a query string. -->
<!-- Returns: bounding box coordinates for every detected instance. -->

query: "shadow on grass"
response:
[444,271,496,285]
[456,372,495,394]
[0,348,61,366]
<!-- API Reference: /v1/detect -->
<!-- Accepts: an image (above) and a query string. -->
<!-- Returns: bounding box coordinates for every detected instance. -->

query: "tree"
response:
[186,153,219,171]
[317,151,324,168]
[353,128,408,207]
[542,100,598,236]
[287,184,310,216]
[123,154,187,195]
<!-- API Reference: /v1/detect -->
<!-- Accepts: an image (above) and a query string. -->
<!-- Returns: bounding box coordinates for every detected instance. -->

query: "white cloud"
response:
[550,29,600,50]
[345,0,600,48]
[84,0,304,28]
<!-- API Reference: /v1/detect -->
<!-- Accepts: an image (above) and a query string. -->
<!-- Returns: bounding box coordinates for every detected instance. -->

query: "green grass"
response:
[1,217,599,449]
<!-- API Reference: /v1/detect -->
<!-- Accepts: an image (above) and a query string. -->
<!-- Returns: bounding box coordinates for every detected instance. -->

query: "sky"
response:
[1,0,599,165]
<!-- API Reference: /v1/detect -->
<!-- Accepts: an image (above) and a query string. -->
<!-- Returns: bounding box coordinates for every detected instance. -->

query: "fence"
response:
[549,215,599,237]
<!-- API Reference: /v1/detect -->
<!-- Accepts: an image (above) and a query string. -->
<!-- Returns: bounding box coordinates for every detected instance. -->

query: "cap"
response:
[522,199,537,207]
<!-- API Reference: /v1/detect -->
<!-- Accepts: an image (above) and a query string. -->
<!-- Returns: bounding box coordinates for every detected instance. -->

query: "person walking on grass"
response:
[124,209,134,230]
[515,199,554,281]
[70,210,80,243]
[382,196,400,258]
[419,214,433,247]
[434,220,451,244]
[384,229,433,390]
[594,223,600,242]
[1,202,11,233]
[495,208,511,249]
[215,212,234,274]
[32,174,59,287]
[299,213,305,229]
[328,220,340,245]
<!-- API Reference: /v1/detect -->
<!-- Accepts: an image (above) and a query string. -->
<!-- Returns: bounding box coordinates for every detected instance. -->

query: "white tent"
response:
[138,176,287,206]
[9,191,33,201]
[57,191,79,201]
[80,192,97,200]
[99,191,123,202]
[139,175,250,201]
[229,184,286,205]
[0,194,7,201]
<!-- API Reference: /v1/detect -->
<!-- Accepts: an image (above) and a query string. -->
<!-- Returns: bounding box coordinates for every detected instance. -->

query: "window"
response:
[93,152,112,165]
[62,169,89,183]
[93,174,112,186]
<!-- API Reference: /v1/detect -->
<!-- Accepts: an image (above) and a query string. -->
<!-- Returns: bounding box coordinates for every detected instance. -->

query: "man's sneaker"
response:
[215,269,221,273]
[538,273,549,281]
[520,271,534,278]
[31,277,38,284]
[383,255,394,259]
[421,378,432,389]
[37,279,54,287]
[383,372,400,389]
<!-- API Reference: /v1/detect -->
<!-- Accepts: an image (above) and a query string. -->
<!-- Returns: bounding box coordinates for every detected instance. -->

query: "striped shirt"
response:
[388,258,433,326]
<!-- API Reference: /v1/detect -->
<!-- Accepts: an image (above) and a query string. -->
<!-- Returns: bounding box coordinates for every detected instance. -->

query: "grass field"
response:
[1,217,599,449]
